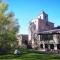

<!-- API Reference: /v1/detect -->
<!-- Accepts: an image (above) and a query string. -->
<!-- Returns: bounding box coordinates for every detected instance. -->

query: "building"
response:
[17,34,28,48]
[28,11,60,51]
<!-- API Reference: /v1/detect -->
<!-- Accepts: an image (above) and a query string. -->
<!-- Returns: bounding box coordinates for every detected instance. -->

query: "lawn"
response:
[0,49,60,60]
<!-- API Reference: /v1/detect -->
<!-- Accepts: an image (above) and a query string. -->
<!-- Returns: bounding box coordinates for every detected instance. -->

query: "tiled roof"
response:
[38,29,60,35]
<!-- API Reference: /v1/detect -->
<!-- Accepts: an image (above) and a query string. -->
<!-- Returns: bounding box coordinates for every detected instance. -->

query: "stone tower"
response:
[28,11,54,49]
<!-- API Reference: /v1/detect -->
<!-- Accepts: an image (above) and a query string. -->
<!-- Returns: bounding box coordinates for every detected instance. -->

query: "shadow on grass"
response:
[0,48,60,60]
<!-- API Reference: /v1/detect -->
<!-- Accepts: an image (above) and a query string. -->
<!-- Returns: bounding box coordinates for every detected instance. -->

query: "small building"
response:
[17,34,28,48]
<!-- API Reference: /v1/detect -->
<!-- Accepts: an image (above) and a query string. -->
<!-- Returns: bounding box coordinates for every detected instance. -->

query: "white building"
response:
[17,34,28,48]
[28,11,60,51]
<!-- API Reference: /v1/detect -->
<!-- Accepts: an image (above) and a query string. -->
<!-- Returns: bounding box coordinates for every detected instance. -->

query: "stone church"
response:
[28,11,60,51]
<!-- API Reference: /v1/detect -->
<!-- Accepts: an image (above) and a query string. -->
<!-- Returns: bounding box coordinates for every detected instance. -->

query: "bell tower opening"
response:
[38,11,48,21]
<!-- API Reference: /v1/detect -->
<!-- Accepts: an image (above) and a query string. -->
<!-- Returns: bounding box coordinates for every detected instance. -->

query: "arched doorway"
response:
[50,44,54,49]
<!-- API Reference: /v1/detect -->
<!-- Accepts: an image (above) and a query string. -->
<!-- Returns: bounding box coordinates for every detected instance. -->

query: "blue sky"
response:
[4,0,60,34]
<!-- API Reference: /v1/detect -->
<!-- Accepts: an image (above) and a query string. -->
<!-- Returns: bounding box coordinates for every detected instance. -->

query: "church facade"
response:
[28,11,60,51]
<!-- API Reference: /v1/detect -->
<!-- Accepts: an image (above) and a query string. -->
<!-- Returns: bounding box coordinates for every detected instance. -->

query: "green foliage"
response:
[0,1,19,53]
[0,1,8,13]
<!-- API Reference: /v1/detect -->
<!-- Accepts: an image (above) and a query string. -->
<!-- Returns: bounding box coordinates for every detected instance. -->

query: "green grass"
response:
[0,48,60,60]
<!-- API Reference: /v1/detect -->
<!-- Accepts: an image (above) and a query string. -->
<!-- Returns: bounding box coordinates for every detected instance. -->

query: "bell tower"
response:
[38,11,48,21]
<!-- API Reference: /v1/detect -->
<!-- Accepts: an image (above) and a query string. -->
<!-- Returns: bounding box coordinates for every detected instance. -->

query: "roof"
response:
[38,29,60,35]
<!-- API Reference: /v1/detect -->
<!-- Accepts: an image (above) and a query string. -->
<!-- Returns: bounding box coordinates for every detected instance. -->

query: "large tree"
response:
[0,1,19,53]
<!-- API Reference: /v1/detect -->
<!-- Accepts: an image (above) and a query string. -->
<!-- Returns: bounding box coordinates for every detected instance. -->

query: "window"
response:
[40,44,43,48]
[40,34,53,41]
[45,15,46,19]
[57,44,60,49]
[50,44,54,49]
[45,44,48,49]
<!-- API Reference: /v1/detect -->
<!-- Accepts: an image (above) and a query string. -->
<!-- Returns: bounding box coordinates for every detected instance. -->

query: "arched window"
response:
[40,44,43,48]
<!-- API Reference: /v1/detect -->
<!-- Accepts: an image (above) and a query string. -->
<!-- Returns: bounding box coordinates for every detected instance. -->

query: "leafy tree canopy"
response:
[0,1,19,53]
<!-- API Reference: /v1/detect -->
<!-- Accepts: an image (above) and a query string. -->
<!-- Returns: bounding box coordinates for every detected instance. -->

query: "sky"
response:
[4,0,60,34]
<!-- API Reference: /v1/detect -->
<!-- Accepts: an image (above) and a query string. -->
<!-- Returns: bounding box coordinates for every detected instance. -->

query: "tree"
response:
[0,1,19,53]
